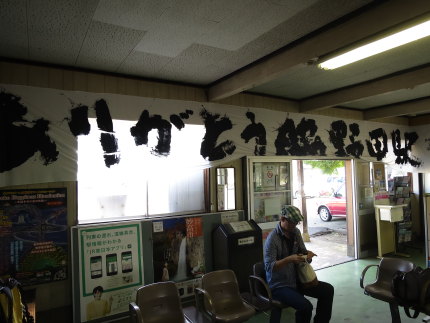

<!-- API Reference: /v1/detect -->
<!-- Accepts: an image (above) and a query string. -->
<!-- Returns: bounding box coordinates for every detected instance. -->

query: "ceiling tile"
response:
[194,0,319,51]
[27,0,99,65]
[76,21,145,72]
[118,51,173,79]
[93,0,173,31]
[0,0,28,59]
[158,44,232,84]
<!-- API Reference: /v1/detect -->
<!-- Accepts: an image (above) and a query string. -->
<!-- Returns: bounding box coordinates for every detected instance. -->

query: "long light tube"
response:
[318,19,430,70]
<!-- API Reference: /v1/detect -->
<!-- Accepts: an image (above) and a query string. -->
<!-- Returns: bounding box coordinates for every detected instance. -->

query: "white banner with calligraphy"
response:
[1,83,427,187]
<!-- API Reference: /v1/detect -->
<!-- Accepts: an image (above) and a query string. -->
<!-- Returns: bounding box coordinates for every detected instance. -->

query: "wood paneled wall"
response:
[0,60,207,102]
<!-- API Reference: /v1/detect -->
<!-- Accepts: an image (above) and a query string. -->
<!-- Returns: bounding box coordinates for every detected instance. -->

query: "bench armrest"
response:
[129,302,143,323]
[195,287,216,320]
[360,264,379,289]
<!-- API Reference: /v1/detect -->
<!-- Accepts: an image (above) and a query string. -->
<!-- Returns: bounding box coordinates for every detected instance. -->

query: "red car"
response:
[315,186,346,222]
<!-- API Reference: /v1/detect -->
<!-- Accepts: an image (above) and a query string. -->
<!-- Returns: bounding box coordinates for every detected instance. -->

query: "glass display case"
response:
[243,157,292,229]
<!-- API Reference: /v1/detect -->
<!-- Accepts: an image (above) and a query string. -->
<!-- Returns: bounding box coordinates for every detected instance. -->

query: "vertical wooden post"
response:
[298,160,310,242]
[345,160,355,257]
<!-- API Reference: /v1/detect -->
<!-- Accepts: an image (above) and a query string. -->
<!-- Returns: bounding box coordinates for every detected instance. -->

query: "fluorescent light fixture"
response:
[318,19,430,70]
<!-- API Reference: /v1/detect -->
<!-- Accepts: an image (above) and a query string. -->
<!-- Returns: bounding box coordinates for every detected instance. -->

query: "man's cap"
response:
[280,205,304,223]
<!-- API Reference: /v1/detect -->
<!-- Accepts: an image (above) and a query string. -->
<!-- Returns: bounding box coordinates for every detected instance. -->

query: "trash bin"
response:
[212,220,263,292]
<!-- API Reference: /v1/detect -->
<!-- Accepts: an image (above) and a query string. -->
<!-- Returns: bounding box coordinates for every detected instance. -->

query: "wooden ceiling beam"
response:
[363,97,430,120]
[409,114,430,126]
[299,66,430,112]
[208,0,430,101]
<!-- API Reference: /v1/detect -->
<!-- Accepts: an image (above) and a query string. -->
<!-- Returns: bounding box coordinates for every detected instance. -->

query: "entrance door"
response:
[294,159,356,269]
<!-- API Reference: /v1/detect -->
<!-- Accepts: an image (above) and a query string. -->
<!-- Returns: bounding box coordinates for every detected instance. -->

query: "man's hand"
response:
[306,250,317,261]
[287,254,307,264]
[275,253,309,270]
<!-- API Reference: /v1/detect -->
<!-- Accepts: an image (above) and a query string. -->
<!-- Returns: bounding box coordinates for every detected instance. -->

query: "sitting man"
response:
[264,205,334,323]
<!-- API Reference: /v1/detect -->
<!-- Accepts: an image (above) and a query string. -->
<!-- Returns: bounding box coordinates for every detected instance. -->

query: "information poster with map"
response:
[0,188,68,285]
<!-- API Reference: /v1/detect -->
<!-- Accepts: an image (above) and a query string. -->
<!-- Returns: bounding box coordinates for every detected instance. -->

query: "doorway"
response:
[292,159,355,269]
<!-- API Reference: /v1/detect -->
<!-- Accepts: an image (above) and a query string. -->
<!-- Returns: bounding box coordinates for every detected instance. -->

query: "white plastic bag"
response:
[297,262,318,288]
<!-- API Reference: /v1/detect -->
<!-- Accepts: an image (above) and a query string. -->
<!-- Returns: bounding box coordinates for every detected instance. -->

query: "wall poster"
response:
[0,187,68,285]
[152,216,205,298]
[77,222,143,322]
[373,162,386,192]
[262,164,276,188]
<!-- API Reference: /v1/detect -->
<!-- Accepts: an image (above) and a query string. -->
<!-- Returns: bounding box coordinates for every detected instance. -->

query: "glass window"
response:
[78,119,206,223]
[250,160,292,224]
[216,167,236,211]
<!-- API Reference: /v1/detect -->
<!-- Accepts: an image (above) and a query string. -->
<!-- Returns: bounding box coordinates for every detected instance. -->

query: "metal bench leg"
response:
[389,303,401,323]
